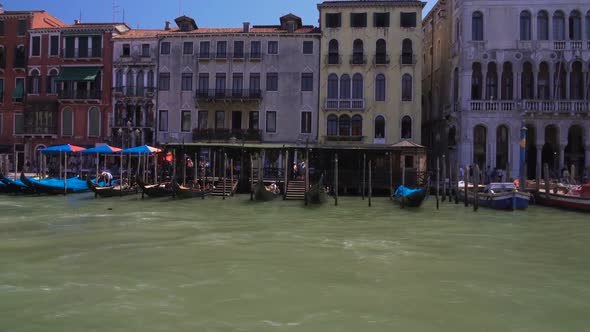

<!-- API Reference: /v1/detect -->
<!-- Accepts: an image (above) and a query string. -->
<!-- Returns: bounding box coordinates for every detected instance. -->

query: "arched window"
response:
[520,11,531,40]
[472,62,482,100]
[570,61,584,99]
[473,125,487,168]
[401,74,412,101]
[538,62,550,99]
[125,70,134,95]
[340,74,351,100]
[88,107,100,137]
[496,125,509,170]
[327,73,339,99]
[472,11,484,41]
[338,115,350,136]
[375,74,386,101]
[537,11,549,40]
[62,107,73,136]
[0,47,5,68]
[486,62,498,100]
[554,62,566,99]
[327,114,338,136]
[402,39,413,64]
[328,39,339,64]
[501,62,513,100]
[374,115,385,138]
[351,115,362,136]
[569,10,582,40]
[136,70,144,96]
[522,62,534,99]
[115,70,123,90]
[553,11,565,40]
[448,125,457,146]
[47,69,59,94]
[375,39,387,64]
[29,69,40,94]
[352,73,363,99]
[352,39,364,64]
[401,116,412,139]
[147,70,154,89]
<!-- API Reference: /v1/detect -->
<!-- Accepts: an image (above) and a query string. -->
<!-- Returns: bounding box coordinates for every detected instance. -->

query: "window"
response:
[266,73,278,91]
[351,115,362,136]
[46,69,58,94]
[350,13,367,28]
[486,62,498,100]
[266,111,276,132]
[339,115,350,136]
[159,110,168,131]
[553,11,565,40]
[400,12,417,28]
[62,108,73,136]
[65,37,75,58]
[374,13,390,27]
[136,70,144,96]
[250,41,261,58]
[268,41,278,54]
[159,73,170,91]
[196,74,208,96]
[160,42,170,54]
[569,10,582,40]
[375,39,387,64]
[520,11,531,40]
[301,112,312,133]
[14,45,25,68]
[181,73,192,91]
[181,111,191,132]
[50,35,59,56]
[352,39,364,64]
[340,74,351,100]
[88,107,100,137]
[586,11,590,41]
[31,36,41,56]
[234,41,244,58]
[0,79,3,103]
[374,116,385,138]
[17,20,27,36]
[147,71,154,88]
[0,21,3,36]
[91,36,102,57]
[122,44,130,56]
[352,74,363,99]
[402,39,413,64]
[13,78,24,102]
[0,113,2,134]
[141,44,150,57]
[327,115,338,136]
[303,41,313,54]
[325,13,342,28]
[198,111,208,129]
[471,63,483,99]
[28,70,40,94]
[375,74,386,101]
[401,116,412,139]
[183,42,193,55]
[216,41,227,58]
[199,41,210,58]
[244,111,258,131]
[537,11,549,40]
[472,11,484,41]
[328,39,339,64]
[301,73,313,91]
[249,73,261,93]
[327,74,338,99]
[232,73,243,95]
[215,111,225,129]
[215,74,226,95]
[402,74,412,101]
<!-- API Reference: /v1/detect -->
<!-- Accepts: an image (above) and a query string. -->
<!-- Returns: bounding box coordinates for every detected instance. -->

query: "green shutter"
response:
[55,67,101,81]
[62,109,73,136]
[12,79,23,99]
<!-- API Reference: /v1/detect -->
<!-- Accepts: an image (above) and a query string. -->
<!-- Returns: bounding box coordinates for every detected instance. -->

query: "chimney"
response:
[165,21,171,30]
[243,22,250,33]
[74,19,80,25]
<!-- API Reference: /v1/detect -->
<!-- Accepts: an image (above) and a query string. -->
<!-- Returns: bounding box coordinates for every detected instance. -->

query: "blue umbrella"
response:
[41,144,86,154]
[80,145,122,154]
[121,145,162,155]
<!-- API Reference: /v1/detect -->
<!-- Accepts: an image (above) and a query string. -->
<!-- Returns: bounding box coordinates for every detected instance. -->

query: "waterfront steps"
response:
[285,180,306,200]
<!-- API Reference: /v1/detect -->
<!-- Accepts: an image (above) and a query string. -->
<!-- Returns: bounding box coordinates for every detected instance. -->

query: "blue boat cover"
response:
[2,176,28,187]
[394,185,423,198]
[26,176,102,192]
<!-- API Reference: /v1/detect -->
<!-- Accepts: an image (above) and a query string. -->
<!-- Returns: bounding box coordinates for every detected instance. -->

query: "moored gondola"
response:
[171,178,211,199]
[86,178,138,198]
[20,173,91,195]
[0,172,34,194]
[136,176,173,198]
[393,185,428,208]
[305,175,327,204]
[254,180,280,201]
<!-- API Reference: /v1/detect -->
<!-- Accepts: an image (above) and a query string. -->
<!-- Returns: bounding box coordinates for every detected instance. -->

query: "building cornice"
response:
[318,1,426,10]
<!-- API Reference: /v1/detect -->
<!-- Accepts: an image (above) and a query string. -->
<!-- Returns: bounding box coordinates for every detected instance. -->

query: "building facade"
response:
[156,14,320,145]
[317,0,425,149]
[424,0,590,178]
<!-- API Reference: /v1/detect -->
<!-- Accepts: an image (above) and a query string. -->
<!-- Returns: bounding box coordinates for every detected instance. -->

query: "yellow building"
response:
[317,0,425,147]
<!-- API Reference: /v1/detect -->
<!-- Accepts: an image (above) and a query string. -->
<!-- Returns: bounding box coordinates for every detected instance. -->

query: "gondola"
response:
[305,175,327,204]
[458,182,530,210]
[535,183,590,212]
[393,185,428,207]
[20,173,92,195]
[136,176,173,198]
[254,180,280,201]
[171,178,211,199]
[0,172,34,194]
[86,178,138,198]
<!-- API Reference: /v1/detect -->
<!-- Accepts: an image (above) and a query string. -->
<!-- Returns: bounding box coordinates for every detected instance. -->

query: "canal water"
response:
[0,194,589,331]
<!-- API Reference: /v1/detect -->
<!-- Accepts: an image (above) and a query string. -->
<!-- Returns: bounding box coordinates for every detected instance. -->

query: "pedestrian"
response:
[292,162,298,180]
[459,167,464,181]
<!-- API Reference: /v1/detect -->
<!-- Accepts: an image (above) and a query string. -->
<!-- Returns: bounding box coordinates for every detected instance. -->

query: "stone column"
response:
[559,143,566,173]
[565,69,570,100]
[536,145,543,181]
[482,69,488,100]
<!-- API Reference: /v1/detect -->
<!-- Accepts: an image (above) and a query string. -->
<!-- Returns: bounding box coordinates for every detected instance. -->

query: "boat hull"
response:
[20,173,90,195]
[172,180,210,199]
[87,179,138,198]
[459,190,530,210]
[535,192,590,212]
[254,182,279,201]
[394,190,427,208]
[137,177,173,197]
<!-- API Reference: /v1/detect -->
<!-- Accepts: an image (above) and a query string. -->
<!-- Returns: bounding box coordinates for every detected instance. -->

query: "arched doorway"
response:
[496,125,509,170]
[542,125,559,175]
[473,125,487,169]
[565,125,585,179]
[525,125,537,179]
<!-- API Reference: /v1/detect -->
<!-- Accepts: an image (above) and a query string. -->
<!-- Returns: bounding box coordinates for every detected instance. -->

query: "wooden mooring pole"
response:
[250,154,254,201]
[436,157,440,210]
[368,159,372,207]
[455,162,459,204]
[474,165,480,212]
[362,153,366,200]
[464,165,469,207]
[442,155,447,202]
[334,153,338,206]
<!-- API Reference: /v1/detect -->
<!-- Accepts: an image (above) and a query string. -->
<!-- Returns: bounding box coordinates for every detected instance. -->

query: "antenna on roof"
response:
[79,9,82,23]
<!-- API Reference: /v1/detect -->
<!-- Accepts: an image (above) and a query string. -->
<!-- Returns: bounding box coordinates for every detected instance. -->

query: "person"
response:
[497,168,504,182]
[292,162,298,180]
[485,165,491,184]
[459,167,465,181]
[300,161,306,177]
[100,171,113,186]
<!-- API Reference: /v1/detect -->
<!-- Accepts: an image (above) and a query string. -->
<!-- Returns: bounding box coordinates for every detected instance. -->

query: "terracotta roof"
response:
[114,29,165,39]
[30,11,65,29]
[162,25,319,35]
[391,140,425,148]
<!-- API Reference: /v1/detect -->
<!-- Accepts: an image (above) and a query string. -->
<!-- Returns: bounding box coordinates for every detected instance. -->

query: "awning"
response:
[55,67,101,81]
[12,79,23,98]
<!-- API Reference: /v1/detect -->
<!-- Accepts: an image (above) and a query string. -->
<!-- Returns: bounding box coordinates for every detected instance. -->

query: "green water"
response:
[0,194,589,332]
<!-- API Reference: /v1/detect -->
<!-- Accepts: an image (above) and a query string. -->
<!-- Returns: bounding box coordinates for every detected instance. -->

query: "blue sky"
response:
[9,0,436,29]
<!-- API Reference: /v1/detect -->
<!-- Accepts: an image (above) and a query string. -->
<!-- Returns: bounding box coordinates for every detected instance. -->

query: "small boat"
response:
[305,175,327,204]
[459,182,530,210]
[136,177,173,197]
[393,185,428,207]
[254,180,280,201]
[171,179,211,199]
[86,178,138,198]
[0,172,34,194]
[535,183,590,212]
[20,173,92,195]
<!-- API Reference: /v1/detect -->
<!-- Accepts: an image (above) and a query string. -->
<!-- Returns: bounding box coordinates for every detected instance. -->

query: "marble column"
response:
[513,72,519,100]
[482,69,488,100]
[565,70,571,100]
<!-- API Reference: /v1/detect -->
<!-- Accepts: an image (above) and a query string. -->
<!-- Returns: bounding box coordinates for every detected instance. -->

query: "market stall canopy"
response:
[55,67,101,81]
[81,145,122,154]
[41,144,86,154]
[121,145,162,155]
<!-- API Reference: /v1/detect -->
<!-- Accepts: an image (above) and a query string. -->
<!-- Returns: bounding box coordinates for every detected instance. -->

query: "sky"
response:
[8,0,436,29]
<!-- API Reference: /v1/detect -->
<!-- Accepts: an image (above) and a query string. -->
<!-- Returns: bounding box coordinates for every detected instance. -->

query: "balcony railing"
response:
[192,128,262,141]
[325,54,341,65]
[58,89,101,100]
[400,54,416,65]
[62,48,103,59]
[467,100,590,113]
[518,40,590,51]
[469,100,517,111]
[373,54,390,65]
[198,52,263,61]
[350,54,367,65]
[21,125,58,136]
[195,89,262,100]
[113,86,156,98]
[325,98,365,110]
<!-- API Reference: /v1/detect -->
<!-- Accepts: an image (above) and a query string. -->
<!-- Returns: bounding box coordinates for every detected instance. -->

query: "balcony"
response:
[467,100,590,114]
[198,52,262,62]
[325,54,341,65]
[58,89,101,100]
[373,54,390,65]
[325,99,365,110]
[518,40,590,51]
[469,100,517,112]
[116,54,156,64]
[400,54,416,65]
[113,86,156,98]
[192,128,262,142]
[195,89,262,101]
[350,54,367,65]
[62,48,103,59]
